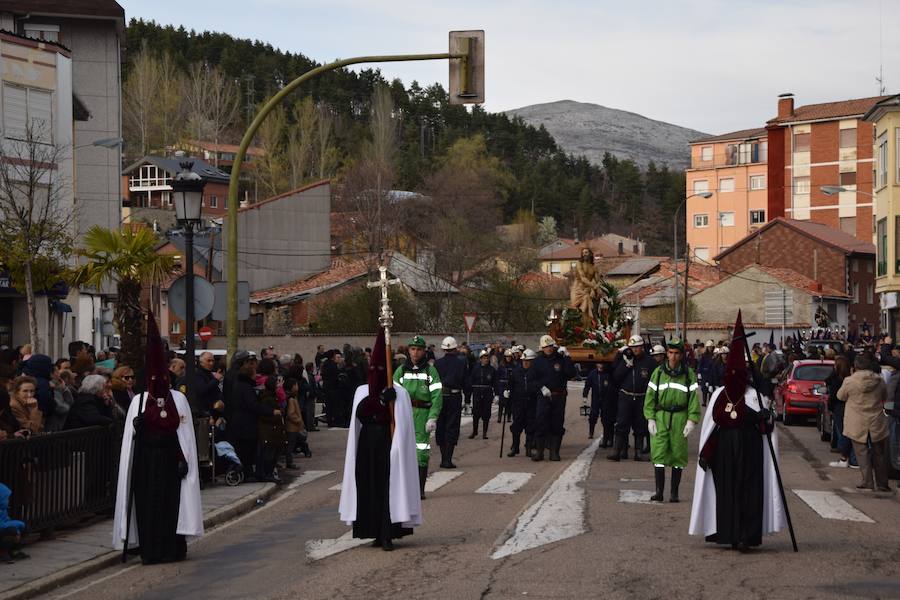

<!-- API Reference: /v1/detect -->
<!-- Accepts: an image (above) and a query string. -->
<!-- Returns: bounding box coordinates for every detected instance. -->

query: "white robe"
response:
[112,391,204,549]
[338,385,422,528]
[688,387,787,537]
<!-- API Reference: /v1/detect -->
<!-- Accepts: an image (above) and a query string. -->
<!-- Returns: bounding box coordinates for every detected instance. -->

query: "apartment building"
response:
[685,128,768,262]
[766,93,888,243]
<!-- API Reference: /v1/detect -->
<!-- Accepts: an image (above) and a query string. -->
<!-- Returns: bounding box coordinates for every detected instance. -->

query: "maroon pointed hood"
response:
[367,328,387,400]
[724,310,749,403]
[143,310,179,433]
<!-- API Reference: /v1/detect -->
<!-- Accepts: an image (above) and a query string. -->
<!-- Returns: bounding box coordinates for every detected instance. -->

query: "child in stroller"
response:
[214,441,244,486]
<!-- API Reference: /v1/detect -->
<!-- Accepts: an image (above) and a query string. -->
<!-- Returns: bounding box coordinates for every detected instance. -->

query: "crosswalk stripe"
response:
[306,530,370,561]
[425,470,464,493]
[618,489,655,504]
[476,472,534,495]
[329,483,342,491]
[792,490,875,523]
[289,470,334,488]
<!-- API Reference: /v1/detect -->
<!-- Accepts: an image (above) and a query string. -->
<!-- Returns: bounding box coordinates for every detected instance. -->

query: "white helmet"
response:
[504,349,513,357]
[628,335,644,347]
[540,334,557,348]
[441,336,458,350]
[522,349,537,361]
[479,349,490,358]
[651,344,666,356]
[705,340,715,348]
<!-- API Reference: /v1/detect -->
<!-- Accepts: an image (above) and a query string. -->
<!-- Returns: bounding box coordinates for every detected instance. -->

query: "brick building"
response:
[122,155,230,223]
[714,217,876,334]
[766,93,889,242]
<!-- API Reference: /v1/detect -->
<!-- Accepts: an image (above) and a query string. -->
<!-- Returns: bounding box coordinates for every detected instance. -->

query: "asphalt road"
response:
[45,385,900,600]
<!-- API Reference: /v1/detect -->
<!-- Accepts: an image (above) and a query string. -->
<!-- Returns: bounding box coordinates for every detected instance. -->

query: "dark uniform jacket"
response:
[509,365,539,401]
[469,363,497,395]
[613,352,657,395]
[495,361,516,396]
[435,353,468,393]
[583,365,613,403]
[532,351,577,393]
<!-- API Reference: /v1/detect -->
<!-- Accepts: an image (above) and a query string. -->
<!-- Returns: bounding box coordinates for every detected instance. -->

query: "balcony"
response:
[692,141,767,170]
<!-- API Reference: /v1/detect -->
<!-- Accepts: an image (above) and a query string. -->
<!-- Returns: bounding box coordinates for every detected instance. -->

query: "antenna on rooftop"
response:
[877,0,886,94]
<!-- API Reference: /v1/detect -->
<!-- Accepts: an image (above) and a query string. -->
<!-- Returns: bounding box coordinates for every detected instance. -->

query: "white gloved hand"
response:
[624,356,634,368]
[647,420,658,436]
[558,346,569,357]
[426,418,437,434]
[493,395,499,404]
[683,420,696,437]
[503,390,510,399]
[541,386,551,398]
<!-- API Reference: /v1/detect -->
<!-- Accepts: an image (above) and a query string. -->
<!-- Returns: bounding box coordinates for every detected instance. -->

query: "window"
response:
[749,175,765,190]
[694,214,709,228]
[549,262,561,275]
[700,146,713,161]
[840,217,857,236]
[878,217,887,275]
[759,141,768,162]
[23,23,59,43]
[694,248,710,262]
[163,191,172,206]
[793,132,810,152]
[852,282,859,303]
[719,212,735,227]
[793,176,810,194]
[840,171,856,186]
[2,84,52,143]
[840,128,856,148]
[878,132,888,189]
[171,321,181,334]
[750,210,765,225]
[896,216,900,274]
[692,179,709,194]
[222,196,227,209]
[569,262,577,271]
[725,144,737,165]
[896,129,900,184]
[719,178,735,192]
[867,284,874,304]
[852,259,858,272]
[209,194,218,208]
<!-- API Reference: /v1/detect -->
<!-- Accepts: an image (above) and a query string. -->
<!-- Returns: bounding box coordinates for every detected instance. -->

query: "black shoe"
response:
[588,423,596,439]
[669,467,682,503]
[633,436,645,461]
[650,466,665,502]
[372,539,382,548]
[507,444,520,457]
[418,465,428,499]
[382,539,394,551]
[482,431,489,439]
[446,445,457,468]
[549,436,561,461]
[468,429,478,439]
[531,437,545,462]
[607,434,624,461]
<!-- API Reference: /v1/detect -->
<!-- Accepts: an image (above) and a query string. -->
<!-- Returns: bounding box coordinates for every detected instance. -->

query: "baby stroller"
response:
[214,441,244,486]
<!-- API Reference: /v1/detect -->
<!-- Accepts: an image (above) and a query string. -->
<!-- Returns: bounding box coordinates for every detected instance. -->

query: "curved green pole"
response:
[226,52,464,357]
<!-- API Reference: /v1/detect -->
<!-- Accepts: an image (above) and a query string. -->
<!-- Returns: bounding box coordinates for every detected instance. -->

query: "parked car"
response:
[776,359,834,425]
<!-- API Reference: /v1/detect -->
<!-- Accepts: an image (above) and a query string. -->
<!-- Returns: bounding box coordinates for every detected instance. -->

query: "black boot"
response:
[588,422,596,439]
[482,421,489,439]
[650,466,665,502]
[468,423,478,439]
[524,434,533,457]
[531,437,545,462]
[607,434,624,461]
[445,444,457,469]
[670,467,682,503]
[418,465,427,499]
[439,445,453,469]
[642,434,651,455]
[549,436,561,461]
[633,435,645,461]
[601,430,612,448]
[507,434,520,457]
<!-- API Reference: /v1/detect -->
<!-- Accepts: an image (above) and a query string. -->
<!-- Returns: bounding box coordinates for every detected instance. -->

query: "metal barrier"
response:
[0,425,121,532]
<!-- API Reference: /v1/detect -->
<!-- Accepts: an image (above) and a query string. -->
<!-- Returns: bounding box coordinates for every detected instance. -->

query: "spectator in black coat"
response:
[65,374,114,429]
[227,357,280,480]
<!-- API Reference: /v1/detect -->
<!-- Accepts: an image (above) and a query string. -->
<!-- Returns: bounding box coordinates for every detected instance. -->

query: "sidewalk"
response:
[0,481,277,600]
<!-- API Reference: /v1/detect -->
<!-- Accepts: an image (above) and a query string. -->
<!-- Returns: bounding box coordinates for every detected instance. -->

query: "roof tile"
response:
[768,95,891,124]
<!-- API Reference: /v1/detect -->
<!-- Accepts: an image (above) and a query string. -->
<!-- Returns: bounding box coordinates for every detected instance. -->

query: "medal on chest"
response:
[553,363,561,372]
[157,397,167,419]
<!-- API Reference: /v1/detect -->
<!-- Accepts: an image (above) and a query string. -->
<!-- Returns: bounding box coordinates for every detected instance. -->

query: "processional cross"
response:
[367,265,401,385]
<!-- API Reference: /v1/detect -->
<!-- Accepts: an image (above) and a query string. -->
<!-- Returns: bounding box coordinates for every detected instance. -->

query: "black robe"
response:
[132,428,186,564]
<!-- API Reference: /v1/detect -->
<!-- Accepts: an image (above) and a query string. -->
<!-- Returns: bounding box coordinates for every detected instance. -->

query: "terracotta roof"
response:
[620,259,721,306]
[768,95,891,125]
[714,217,874,261]
[741,265,849,298]
[518,271,566,288]
[541,238,630,260]
[690,127,768,144]
[184,140,265,157]
[251,255,370,303]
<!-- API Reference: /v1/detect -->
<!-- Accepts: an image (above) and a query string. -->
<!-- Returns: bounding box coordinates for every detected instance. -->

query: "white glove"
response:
[624,356,634,368]
[503,390,510,399]
[683,421,696,437]
[493,395,499,404]
[426,418,437,434]
[541,386,551,398]
[647,420,658,436]
[558,346,569,357]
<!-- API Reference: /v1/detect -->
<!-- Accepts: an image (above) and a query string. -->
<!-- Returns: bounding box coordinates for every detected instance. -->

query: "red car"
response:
[776,359,834,425]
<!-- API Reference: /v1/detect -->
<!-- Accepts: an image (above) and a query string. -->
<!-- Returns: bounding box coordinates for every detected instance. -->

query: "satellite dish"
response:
[168,275,215,321]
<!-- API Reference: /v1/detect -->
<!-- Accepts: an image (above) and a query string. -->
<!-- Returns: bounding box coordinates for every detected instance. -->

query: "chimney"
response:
[777,93,794,120]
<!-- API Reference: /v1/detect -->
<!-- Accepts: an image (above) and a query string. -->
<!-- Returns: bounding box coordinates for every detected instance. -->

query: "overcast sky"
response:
[122,0,899,135]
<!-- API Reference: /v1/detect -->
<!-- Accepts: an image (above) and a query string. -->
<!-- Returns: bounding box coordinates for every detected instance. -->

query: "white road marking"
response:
[425,470,464,493]
[476,472,534,495]
[328,483,342,491]
[618,489,655,504]
[491,438,601,560]
[290,470,335,488]
[306,530,371,561]
[619,478,650,482]
[792,490,875,523]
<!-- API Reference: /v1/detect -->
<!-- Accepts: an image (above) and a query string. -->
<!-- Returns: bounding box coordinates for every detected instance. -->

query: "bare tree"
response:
[204,67,241,166]
[287,96,317,188]
[0,122,75,353]
[183,62,210,143]
[155,51,185,151]
[123,41,162,158]
[253,103,288,198]
[315,102,338,179]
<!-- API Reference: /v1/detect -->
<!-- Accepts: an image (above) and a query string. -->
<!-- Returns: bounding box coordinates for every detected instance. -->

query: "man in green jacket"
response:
[394,336,443,499]
[643,338,701,502]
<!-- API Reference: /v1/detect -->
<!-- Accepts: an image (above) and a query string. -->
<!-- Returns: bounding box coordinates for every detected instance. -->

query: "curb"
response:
[0,483,278,600]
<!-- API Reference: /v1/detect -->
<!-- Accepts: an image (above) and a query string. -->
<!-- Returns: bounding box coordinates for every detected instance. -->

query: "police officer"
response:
[434,336,467,469]
[507,348,539,457]
[496,349,516,424]
[532,335,576,462]
[468,350,497,439]
[582,361,614,444]
[608,334,657,462]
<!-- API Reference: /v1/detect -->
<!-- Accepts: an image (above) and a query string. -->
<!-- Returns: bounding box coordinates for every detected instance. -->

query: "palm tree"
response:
[70,226,178,372]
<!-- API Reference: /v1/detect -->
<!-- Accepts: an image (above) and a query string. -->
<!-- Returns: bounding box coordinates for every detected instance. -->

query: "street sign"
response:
[198,326,214,342]
[169,275,215,321]
[449,30,485,104]
[464,312,477,333]
[213,281,250,321]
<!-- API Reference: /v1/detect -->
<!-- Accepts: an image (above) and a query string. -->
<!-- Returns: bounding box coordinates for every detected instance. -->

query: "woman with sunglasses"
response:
[111,367,136,413]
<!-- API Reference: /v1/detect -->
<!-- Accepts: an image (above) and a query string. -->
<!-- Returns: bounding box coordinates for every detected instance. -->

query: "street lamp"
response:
[674,191,714,337]
[171,158,205,409]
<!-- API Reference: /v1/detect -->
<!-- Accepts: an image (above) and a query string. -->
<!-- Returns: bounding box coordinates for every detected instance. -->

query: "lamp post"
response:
[674,191,713,337]
[171,159,205,409]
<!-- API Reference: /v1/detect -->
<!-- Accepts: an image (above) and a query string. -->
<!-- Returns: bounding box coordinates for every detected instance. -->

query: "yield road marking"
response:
[290,470,335,488]
[491,438,601,559]
[793,490,874,523]
[476,472,534,495]
[618,490,655,504]
[425,470,464,493]
[306,530,370,561]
